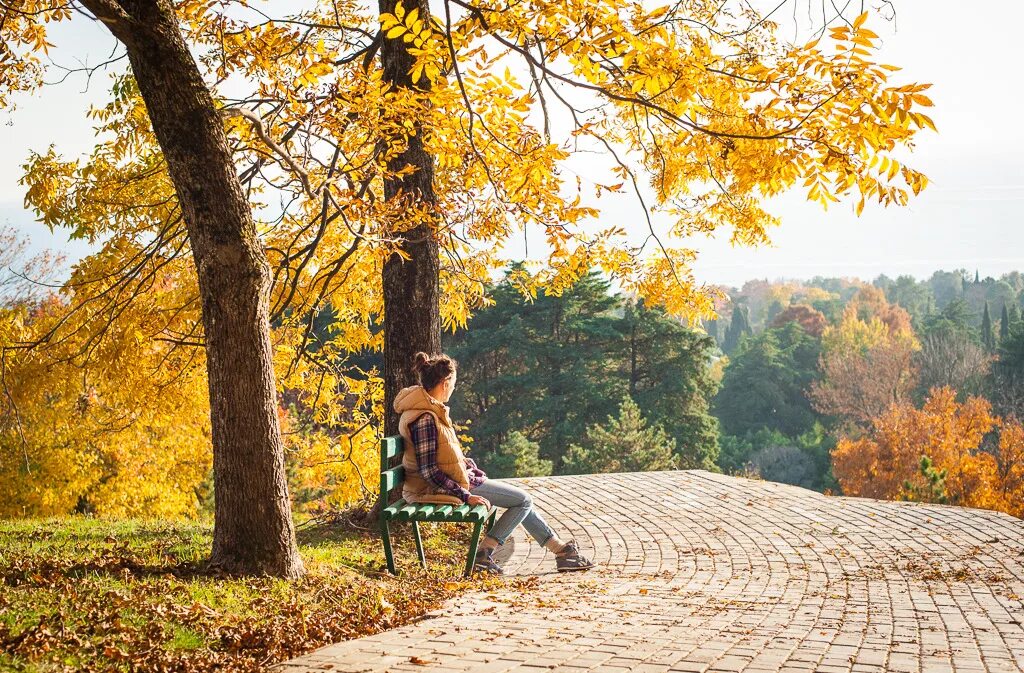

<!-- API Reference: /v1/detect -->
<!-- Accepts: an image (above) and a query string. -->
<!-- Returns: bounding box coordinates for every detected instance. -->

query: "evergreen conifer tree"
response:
[487,432,553,478]
[729,306,753,349]
[982,302,995,350]
[616,300,720,470]
[447,268,623,466]
[722,305,750,355]
[900,455,949,505]
[1001,302,1012,343]
[563,397,678,474]
[704,318,720,345]
[741,307,754,338]
[714,324,819,438]
[449,267,719,473]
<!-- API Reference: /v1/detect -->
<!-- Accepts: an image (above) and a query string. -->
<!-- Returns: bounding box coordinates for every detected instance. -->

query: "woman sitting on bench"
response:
[394,351,595,575]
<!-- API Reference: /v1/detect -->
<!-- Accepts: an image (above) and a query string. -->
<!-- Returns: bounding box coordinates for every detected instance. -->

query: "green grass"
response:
[168,624,207,651]
[0,515,504,672]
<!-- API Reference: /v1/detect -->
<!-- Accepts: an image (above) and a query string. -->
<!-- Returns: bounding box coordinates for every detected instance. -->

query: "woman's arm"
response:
[464,456,486,480]
[409,414,472,503]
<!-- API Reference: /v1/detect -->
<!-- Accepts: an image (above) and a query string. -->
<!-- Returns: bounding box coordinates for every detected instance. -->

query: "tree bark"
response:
[81,0,304,578]
[379,0,442,437]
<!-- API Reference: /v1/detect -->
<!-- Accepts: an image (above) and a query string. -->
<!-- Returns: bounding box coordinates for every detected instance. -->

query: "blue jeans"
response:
[470,479,556,547]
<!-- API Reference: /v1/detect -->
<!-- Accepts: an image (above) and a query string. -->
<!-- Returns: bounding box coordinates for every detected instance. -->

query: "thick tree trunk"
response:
[81,0,304,578]
[379,0,442,437]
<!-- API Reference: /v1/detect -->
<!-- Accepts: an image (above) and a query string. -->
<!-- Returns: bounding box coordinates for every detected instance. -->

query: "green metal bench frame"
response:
[378,435,496,577]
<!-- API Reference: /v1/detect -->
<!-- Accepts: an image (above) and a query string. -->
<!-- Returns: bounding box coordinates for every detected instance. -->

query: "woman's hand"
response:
[467,494,490,508]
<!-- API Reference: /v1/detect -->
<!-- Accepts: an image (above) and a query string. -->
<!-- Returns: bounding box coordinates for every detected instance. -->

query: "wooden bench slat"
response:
[380,436,403,472]
[395,504,419,521]
[382,498,407,520]
[385,501,478,522]
[380,465,405,496]
[415,505,436,518]
[428,505,454,520]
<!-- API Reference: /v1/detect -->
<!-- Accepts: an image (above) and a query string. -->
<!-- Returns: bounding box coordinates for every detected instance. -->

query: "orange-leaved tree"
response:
[810,287,919,427]
[832,386,1024,517]
[770,304,829,338]
[3,0,933,575]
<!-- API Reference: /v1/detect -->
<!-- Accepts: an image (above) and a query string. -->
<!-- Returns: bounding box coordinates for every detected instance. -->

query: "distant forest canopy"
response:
[445,265,1024,518]
[706,269,1024,349]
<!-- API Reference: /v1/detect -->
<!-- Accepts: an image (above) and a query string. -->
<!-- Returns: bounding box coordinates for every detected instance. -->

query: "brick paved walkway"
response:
[280,471,1024,673]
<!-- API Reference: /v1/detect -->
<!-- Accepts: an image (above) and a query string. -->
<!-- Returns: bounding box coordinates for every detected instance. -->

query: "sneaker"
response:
[473,548,504,575]
[555,540,594,572]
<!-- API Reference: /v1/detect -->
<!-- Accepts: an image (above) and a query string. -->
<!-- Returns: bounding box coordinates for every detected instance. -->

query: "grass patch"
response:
[0,514,508,672]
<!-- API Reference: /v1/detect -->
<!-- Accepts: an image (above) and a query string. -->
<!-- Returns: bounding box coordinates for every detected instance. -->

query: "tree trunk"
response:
[379,0,441,438]
[629,310,638,397]
[81,0,303,578]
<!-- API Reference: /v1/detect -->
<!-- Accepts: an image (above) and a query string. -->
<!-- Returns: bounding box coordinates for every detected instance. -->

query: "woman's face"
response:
[444,371,458,401]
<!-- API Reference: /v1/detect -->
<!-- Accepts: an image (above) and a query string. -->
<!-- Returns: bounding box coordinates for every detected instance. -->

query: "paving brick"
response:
[275,472,1024,673]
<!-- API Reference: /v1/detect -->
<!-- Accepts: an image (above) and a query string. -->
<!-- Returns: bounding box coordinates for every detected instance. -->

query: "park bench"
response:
[378,435,496,577]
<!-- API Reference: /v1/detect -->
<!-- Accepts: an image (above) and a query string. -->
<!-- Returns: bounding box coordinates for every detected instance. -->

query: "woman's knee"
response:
[519,492,533,510]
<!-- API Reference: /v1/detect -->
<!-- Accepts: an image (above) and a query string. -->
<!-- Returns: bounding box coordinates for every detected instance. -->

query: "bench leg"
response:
[485,508,496,535]
[381,519,397,575]
[464,519,484,578]
[412,520,427,570]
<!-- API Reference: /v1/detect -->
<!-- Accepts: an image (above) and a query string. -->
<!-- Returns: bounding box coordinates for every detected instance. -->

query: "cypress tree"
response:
[704,318,720,344]
[1001,303,1012,343]
[723,305,750,355]
[740,306,753,337]
[982,302,995,350]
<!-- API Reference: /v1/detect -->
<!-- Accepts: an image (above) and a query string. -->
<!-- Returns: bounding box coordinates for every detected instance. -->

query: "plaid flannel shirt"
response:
[409,413,486,503]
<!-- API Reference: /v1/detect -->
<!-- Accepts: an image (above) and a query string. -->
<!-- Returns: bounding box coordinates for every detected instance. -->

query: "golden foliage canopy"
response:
[1,0,934,514]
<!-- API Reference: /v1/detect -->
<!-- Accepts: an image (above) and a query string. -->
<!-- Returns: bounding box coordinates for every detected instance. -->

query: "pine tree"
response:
[989,321,1024,420]
[1000,303,1012,343]
[982,302,995,351]
[563,397,678,474]
[617,299,720,470]
[450,267,722,474]
[447,267,624,468]
[900,455,949,505]
[487,432,553,478]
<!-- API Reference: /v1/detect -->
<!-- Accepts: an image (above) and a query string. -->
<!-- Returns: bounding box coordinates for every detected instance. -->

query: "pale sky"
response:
[1,1,1021,288]
[683,1,1024,287]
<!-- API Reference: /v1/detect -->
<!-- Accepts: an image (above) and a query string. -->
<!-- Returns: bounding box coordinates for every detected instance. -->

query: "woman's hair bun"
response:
[411,352,458,390]
[412,351,430,372]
